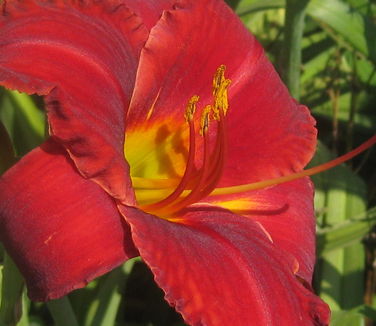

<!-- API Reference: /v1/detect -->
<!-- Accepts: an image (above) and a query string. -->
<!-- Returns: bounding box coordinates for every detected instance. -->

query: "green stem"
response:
[281,0,310,100]
[47,297,79,326]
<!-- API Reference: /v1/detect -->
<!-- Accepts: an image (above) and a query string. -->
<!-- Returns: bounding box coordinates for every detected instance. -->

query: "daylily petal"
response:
[120,205,330,326]
[125,0,177,31]
[125,0,316,185]
[0,0,148,203]
[206,178,316,283]
[0,139,137,301]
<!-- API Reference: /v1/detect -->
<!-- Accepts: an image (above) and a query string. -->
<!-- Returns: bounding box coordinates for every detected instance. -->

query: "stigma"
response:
[138,65,231,217]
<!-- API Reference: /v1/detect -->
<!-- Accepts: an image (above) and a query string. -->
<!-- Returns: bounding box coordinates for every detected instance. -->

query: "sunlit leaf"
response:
[236,0,285,16]
[84,259,138,326]
[311,141,368,311]
[330,309,364,326]
[317,207,376,254]
[0,89,45,156]
[307,0,376,65]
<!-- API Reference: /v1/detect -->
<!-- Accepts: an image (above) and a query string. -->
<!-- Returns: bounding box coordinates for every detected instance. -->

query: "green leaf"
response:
[331,309,364,326]
[0,120,15,175]
[331,304,376,325]
[236,0,285,16]
[46,297,79,326]
[84,258,138,326]
[17,293,30,326]
[0,253,25,326]
[0,89,45,156]
[280,0,310,99]
[358,304,376,321]
[307,0,376,65]
[311,141,368,310]
[317,207,376,255]
[225,0,242,9]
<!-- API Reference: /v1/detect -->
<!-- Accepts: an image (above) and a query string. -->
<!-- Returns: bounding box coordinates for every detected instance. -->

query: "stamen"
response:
[212,65,231,119]
[201,64,231,194]
[200,108,227,197]
[156,106,214,214]
[200,105,212,135]
[213,79,231,118]
[210,134,376,196]
[213,65,226,93]
[137,65,232,216]
[141,96,199,212]
[185,95,200,122]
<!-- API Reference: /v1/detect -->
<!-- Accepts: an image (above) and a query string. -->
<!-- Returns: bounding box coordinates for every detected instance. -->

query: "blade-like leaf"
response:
[0,120,15,174]
[317,207,376,255]
[0,89,45,155]
[84,259,138,326]
[330,309,364,326]
[46,297,79,326]
[236,0,285,16]
[307,0,376,65]
[311,141,368,311]
[0,253,24,326]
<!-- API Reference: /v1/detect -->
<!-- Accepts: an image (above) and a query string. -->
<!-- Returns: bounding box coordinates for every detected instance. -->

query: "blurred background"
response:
[0,0,376,325]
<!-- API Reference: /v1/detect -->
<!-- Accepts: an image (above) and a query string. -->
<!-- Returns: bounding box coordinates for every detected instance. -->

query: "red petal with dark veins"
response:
[0,0,148,203]
[0,139,137,301]
[126,0,316,185]
[205,177,316,284]
[120,205,330,326]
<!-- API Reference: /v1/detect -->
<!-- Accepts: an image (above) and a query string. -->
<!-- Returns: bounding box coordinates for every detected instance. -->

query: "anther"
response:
[200,105,212,135]
[185,95,200,122]
[213,64,226,94]
[213,78,231,119]
[212,64,231,119]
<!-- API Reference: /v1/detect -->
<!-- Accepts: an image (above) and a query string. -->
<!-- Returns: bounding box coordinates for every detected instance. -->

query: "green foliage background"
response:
[0,0,376,325]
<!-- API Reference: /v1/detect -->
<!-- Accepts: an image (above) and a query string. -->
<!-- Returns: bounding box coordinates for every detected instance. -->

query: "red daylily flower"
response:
[0,0,331,325]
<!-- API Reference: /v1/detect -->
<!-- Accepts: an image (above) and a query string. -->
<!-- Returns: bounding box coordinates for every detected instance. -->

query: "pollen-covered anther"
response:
[213,64,226,93]
[212,65,231,119]
[213,78,231,119]
[185,95,200,122]
[200,105,212,135]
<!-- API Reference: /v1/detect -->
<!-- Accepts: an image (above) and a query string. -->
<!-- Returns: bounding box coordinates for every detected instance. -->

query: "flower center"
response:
[137,65,231,217]
[130,66,376,219]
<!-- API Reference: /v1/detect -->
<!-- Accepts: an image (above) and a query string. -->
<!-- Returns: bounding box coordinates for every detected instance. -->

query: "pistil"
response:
[134,134,376,216]
[210,134,376,196]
